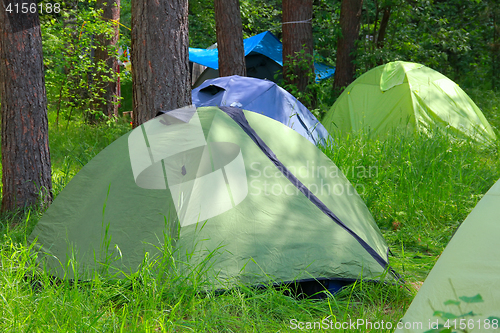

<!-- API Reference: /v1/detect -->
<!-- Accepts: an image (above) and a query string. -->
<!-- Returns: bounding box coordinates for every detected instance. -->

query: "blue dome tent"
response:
[192,76,331,146]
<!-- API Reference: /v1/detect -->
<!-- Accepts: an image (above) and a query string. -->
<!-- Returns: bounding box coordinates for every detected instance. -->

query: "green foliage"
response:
[240,0,282,38]
[118,0,131,46]
[279,50,317,108]
[189,0,282,47]
[189,0,216,48]
[41,0,122,123]
[312,0,341,63]
[277,49,336,118]
[356,0,499,89]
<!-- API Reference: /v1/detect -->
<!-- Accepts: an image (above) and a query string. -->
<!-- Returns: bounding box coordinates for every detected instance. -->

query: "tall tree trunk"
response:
[333,0,364,92]
[282,0,314,94]
[493,10,499,91]
[93,0,120,119]
[376,6,391,49]
[131,0,191,127]
[372,0,379,49]
[214,0,246,77]
[0,1,53,212]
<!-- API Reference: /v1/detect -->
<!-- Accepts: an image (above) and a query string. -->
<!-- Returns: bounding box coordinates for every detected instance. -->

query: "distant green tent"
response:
[396,179,500,332]
[322,61,496,143]
[29,105,395,291]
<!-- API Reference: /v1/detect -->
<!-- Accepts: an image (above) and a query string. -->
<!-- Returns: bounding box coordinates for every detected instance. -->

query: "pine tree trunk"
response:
[376,7,391,49]
[214,0,246,77]
[493,10,499,91]
[372,0,379,49]
[93,0,120,119]
[131,0,191,127]
[0,2,53,212]
[282,0,314,94]
[333,0,364,92]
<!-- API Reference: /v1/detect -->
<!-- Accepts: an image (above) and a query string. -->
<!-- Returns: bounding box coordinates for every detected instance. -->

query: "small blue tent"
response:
[189,32,335,87]
[192,75,331,145]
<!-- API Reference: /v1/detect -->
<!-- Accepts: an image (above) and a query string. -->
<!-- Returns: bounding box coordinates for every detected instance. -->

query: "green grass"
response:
[47,112,132,197]
[321,128,500,284]
[1,90,500,332]
[1,218,410,332]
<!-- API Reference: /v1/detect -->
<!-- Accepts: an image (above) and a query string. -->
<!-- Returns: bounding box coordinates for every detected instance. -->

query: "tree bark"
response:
[214,0,246,77]
[372,0,379,48]
[282,0,314,94]
[493,9,499,91]
[93,0,121,119]
[0,0,53,212]
[131,0,191,127]
[376,6,391,49]
[333,0,364,92]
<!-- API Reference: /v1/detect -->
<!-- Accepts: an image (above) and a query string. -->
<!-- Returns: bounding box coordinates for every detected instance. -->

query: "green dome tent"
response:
[29,105,395,290]
[396,178,500,332]
[322,61,496,143]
